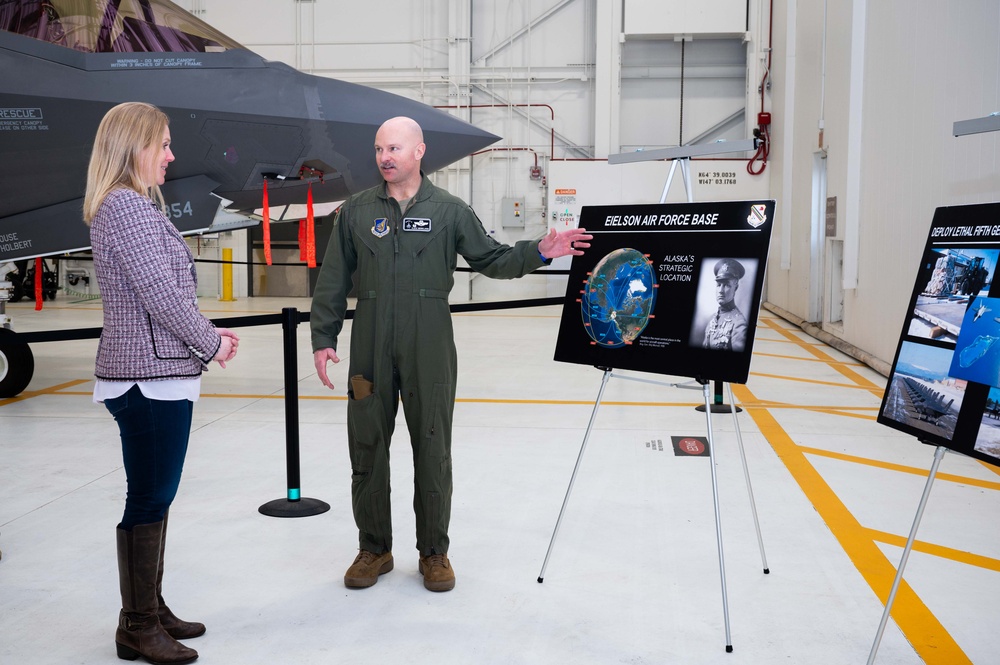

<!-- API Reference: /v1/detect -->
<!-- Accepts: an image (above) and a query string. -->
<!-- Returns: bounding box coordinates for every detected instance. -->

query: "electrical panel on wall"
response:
[502,197,526,228]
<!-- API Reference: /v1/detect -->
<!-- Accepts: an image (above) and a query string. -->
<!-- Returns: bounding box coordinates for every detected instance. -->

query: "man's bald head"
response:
[375,116,426,194]
[378,116,424,144]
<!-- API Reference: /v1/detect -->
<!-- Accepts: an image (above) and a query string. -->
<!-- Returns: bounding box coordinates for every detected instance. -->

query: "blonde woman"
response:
[85,102,238,664]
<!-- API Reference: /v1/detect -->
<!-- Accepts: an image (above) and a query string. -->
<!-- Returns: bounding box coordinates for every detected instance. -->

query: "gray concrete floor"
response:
[1,296,997,664]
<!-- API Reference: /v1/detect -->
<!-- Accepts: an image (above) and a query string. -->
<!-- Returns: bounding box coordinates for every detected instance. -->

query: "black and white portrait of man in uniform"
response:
[689,257,757,353]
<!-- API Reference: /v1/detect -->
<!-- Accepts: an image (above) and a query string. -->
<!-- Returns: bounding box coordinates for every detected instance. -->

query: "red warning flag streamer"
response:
[262,178,272,266]
[306,182,316,268]
[34,257,43,311]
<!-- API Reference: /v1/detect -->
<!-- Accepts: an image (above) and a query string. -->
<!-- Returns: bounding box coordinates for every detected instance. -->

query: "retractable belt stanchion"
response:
[259,307,330,518]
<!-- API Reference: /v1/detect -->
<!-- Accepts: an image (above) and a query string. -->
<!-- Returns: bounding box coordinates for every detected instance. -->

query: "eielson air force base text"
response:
[604,213,719,227]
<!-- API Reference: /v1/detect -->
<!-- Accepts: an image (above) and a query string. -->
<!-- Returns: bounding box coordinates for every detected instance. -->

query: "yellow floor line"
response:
[735,394,877,411]
[51,387,878,414]
[753,350,866,366]
[0,379,90,406]
[979,460,1000,478]
[756,334,827,346]
[761,318,884,390]
[733,383,970,664]
[797,445,1000,491]
[801,406,879,421]
[31,384,880,414]
[863,527,1000,573]
[750,371,882,391]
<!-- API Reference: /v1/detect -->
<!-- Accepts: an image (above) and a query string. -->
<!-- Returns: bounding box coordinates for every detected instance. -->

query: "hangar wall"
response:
[176,0,760,300]
[766,0,1000,369]
[175,0,1000,372]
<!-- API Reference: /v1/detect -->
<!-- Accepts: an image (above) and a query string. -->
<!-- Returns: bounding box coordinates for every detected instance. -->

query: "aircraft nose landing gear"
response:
[0,279,34,398]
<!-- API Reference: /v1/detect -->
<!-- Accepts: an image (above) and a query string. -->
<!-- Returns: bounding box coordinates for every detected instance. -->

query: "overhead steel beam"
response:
[608,139,758,164]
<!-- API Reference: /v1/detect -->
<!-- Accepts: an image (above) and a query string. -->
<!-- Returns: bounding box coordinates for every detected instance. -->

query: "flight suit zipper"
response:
[391,200,401,371]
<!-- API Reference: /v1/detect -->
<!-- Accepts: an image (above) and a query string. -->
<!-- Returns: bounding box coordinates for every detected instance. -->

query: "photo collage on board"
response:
[877,202,1000,466]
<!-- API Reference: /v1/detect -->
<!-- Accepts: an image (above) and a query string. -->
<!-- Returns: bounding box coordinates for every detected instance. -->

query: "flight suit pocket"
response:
[350,375,374,399]
[347,382,392,542]
[347,382,386,472]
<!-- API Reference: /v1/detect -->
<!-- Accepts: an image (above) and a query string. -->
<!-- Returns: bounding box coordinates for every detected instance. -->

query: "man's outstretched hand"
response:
[538,227,593,260]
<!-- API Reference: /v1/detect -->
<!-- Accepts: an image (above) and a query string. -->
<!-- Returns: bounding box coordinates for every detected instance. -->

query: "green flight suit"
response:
[310,175,547,556]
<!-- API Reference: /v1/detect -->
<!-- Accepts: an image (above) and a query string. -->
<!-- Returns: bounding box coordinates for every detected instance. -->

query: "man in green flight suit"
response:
[310,116,592,592]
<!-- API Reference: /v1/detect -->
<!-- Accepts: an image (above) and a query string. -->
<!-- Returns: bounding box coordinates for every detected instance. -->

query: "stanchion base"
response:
[258,497,330,518]
[695,403,743,413]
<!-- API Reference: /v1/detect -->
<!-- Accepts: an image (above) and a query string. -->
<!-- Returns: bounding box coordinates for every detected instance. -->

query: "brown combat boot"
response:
[156,511,205,640]
[116,522,198,664]
[418,553,455,592]
[344,550,394,588]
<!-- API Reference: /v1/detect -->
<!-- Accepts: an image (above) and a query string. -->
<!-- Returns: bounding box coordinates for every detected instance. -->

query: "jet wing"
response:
[0,1,499,262]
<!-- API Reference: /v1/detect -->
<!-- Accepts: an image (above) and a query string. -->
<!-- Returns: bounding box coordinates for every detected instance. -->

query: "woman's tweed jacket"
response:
[90,188,221,381]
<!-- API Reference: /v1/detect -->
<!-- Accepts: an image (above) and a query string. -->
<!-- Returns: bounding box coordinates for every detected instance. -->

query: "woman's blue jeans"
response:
[104,384,194,530]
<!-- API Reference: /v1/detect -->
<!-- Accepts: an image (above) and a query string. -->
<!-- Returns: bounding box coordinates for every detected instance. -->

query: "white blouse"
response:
[93,377,201,404]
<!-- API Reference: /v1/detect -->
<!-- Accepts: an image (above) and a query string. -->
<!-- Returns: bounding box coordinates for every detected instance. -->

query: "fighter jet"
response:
[974,299,990,322]
[0,0,499,263]
[0,0,500,398]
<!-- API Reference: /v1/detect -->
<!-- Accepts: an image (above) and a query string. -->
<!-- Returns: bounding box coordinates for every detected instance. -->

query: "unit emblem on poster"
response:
[747,204,768,228]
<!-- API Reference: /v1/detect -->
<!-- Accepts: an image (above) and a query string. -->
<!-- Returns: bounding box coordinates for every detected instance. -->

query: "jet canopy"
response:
[0,0,243,53]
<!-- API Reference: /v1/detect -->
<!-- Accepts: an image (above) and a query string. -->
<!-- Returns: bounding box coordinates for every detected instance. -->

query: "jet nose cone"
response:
[417,108,501,171]
[311,78,499,189]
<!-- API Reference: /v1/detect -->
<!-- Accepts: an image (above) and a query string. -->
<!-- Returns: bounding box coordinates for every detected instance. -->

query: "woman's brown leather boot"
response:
[156,511,205,640]
[115,523,198,664]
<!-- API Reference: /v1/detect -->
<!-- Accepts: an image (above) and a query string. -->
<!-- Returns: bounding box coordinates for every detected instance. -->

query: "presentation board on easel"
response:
[877,201,1000,468]
[553,200,775,385]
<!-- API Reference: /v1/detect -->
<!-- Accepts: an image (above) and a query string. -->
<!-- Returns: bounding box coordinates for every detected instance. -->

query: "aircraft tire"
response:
[0,328,34,398]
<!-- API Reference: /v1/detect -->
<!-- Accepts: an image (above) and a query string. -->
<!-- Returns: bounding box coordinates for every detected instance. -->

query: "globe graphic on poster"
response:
[581,248,658,348]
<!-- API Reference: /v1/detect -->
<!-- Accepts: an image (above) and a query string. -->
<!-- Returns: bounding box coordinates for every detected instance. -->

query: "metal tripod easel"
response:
[866,445,947,664]
[536,370,769,653]
[538,142,768,653]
